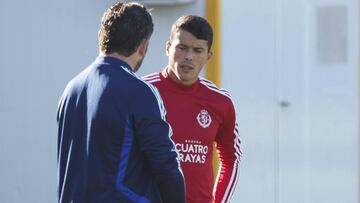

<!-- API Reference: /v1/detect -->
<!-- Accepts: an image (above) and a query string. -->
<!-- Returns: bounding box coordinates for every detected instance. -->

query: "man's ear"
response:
[165,41,171,56]
[207,50,213,62]
[138,39,149,57]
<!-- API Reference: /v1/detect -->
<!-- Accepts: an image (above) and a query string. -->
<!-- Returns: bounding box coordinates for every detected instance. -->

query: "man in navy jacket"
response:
[57,2,185,203]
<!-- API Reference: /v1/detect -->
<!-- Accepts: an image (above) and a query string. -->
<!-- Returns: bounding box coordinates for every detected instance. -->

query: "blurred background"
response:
[0,0,358,202]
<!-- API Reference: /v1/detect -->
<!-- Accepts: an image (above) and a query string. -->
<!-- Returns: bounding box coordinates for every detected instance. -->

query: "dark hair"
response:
[99,2,153,56]
[170,15,213,50]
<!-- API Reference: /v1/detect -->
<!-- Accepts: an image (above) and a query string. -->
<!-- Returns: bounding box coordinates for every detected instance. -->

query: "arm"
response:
[213,100,242,203]
[134,85,185,203]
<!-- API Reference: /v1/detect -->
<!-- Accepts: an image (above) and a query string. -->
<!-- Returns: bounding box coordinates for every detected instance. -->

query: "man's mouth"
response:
[180,64,194,71]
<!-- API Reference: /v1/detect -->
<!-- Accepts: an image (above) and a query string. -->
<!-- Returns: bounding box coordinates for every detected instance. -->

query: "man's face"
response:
[166,29,212,85]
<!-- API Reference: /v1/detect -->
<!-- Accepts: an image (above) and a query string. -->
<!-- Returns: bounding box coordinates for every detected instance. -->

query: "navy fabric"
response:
[57,56,185,203]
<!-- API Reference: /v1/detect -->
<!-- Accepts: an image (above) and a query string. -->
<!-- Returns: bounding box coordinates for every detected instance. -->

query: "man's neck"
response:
[103,52,136,71]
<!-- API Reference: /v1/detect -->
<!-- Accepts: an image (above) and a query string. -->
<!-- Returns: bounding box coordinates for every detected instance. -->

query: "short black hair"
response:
[170,15,213,50]
[99,2,153,56]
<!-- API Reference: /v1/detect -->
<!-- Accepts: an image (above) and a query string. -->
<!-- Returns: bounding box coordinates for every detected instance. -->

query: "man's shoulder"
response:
[198,77,234,103]
[126,73,162,104]
[62,66,93,96]
[142,72,161,85]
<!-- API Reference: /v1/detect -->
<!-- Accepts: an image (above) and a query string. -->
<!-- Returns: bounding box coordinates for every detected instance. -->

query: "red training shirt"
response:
[143,68,242,203]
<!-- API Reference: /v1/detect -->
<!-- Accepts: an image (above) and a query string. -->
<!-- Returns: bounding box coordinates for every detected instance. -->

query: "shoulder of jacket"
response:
[142,72,161,84]
[199,77,233,102]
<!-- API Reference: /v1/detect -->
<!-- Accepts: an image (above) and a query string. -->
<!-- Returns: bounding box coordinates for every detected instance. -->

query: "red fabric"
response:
[143,68,241,203]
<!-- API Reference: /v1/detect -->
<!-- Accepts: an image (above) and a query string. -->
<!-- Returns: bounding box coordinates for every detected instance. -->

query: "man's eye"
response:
[195,49,203,53]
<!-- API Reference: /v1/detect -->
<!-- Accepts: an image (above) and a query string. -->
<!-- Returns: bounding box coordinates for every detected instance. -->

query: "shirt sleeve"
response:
[133,84,186,203]
[213,99,242,203]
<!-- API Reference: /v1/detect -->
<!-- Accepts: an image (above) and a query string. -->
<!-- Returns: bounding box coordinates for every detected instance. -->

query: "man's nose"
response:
[185,50,193,61]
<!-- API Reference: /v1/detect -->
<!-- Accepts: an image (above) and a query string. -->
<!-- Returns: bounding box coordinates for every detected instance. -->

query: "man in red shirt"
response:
[143,15,241,203]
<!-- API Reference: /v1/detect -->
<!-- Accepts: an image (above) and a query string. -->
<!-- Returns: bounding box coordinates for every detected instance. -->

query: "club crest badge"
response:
[197,109,212,128]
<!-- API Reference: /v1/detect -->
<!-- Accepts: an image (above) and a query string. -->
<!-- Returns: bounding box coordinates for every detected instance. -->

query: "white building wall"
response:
[222,0,359,202]
[221,1,278,202]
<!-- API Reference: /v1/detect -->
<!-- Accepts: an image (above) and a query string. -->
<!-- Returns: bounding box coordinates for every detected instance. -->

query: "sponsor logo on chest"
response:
[196,109,212,128]
[176,140,209,164]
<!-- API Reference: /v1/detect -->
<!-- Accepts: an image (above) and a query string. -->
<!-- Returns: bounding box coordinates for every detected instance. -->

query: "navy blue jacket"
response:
[57,56,185,203]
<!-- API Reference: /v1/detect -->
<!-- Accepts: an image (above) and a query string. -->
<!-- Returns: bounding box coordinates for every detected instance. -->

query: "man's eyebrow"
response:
[177,43,206,50]
[178,43,188,47]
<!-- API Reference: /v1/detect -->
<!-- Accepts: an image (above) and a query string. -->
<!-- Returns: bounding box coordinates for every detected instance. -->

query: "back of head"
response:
[170,15,213,50]
[99,2,153,56]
